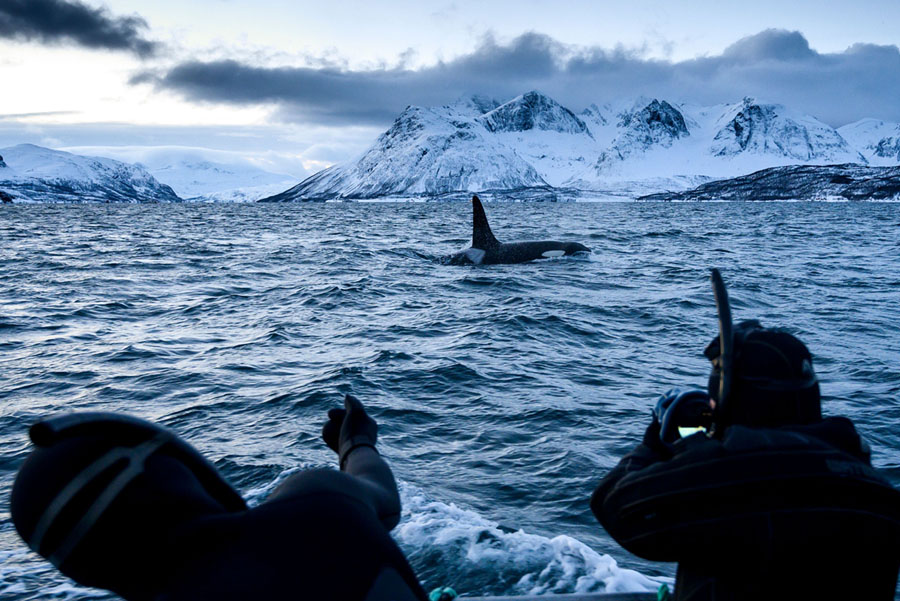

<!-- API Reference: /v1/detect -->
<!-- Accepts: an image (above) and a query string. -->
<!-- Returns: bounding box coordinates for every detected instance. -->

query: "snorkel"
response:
[710,268,733,435]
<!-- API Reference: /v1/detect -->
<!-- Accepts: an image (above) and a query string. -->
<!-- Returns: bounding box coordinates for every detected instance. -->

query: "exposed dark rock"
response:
[593,100,690,169]
[638,164,900,201]
[620,100,688,139]
[479,91,590,135]
[874,137,900,161]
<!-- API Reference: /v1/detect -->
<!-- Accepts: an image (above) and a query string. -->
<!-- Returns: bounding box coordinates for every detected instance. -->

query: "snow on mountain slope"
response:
[61,146,299,201]
[0,144,180,203]
[588,100,689,178]
[569,98,866,189]
[145,157,296,201]
[580,104,610,129]
[450,94,501,118]
[267,102,547,200]
[838,119,900,165]
[710,99,862,163]
[478,91,590,135]
[476,94,600,186]
[262,91,896,201]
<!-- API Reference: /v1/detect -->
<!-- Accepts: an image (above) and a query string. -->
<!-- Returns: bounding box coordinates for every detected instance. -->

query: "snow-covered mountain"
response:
[142,157,297,202]
[709,99,861,162]
[0,144,181,203]
[263,91,893,201]
[571,98,864,188]
[600,100,689,162]
[265,100,547,201]
[478,91,590,135]
[62,146,299,202]
[838,119,900,166]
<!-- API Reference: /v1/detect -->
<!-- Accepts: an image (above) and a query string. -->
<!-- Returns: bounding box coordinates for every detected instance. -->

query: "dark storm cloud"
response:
[721,29,815,62]
[135,29,900,127]
[0,0,159,57]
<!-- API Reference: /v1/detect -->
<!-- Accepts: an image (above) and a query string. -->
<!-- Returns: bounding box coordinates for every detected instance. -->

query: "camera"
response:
[653,389,714,445]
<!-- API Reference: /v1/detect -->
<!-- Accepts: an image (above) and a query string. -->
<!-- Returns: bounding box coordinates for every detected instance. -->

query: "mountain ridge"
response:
[5,92,900,203]
[638,164,900,201]
[264,91,895,201]
[0,144,181,204]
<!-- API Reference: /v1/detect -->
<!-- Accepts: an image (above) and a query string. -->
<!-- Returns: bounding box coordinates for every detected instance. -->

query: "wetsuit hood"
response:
[705,321,821,428]
[11,412,246,591]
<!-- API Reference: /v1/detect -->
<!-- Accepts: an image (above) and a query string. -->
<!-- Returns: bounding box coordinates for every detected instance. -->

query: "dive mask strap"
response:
[29,432,171,568]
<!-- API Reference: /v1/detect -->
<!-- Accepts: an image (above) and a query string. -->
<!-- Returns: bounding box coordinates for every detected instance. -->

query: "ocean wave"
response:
[394,482,668,596]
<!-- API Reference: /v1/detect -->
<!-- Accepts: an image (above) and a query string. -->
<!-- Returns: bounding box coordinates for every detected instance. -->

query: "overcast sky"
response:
[2,0,899,177]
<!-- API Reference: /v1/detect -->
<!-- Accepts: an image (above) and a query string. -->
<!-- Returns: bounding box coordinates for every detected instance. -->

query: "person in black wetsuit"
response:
[11,394,428,601]
[590,275,900,601]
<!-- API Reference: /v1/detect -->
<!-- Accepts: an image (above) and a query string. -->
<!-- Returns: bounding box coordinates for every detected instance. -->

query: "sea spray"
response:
[394,482,667,596]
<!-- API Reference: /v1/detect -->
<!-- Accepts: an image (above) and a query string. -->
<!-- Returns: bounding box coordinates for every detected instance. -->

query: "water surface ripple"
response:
[1,202,898,598]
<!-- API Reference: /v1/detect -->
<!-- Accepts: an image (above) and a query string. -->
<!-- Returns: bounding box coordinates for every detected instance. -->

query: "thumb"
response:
[344,394,365,415]
[327,408,347,422]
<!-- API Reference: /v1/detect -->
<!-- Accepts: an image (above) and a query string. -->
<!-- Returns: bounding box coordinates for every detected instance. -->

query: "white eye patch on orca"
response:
[541,250,566,258]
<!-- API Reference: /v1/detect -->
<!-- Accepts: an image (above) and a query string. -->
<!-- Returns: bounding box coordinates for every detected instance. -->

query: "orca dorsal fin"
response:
[471,195,500,250]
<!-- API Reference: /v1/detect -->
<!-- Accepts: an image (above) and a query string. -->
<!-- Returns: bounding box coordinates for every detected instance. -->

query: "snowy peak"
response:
[591,99,689,172]
[268,101,547,200]
[581,104,610,127]
[620,100,689,140]
[448,94,501,117]
[838,119,900,165]
[479,91,590,135]
[710,99,860,162]
[261,91,897,201]
[377,106,440,149]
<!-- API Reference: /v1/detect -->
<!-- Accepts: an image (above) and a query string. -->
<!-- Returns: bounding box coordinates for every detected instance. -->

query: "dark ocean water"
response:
[1,201,898,599]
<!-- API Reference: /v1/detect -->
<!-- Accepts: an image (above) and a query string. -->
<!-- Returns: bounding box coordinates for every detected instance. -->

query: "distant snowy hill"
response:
[263,92,892,201]
[62,146,299,202]
[838,119,900,166]
[0,144,180,203]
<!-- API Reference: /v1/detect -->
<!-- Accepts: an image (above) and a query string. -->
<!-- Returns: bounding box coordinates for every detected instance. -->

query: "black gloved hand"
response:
[321,394,378,469]
[641,415,671,458]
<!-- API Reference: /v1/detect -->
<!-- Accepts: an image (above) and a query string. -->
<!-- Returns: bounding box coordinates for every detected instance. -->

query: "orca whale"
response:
[447,195,590,265]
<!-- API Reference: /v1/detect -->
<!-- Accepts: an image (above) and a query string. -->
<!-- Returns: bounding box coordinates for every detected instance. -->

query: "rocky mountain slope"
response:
[0,144,181,203]
[638,164,900,201]
[264,99,547,201]
[264,92,885,201]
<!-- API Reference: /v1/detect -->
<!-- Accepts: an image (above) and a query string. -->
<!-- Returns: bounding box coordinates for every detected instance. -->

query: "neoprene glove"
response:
[641,415,672,459]
[321,394,378,469]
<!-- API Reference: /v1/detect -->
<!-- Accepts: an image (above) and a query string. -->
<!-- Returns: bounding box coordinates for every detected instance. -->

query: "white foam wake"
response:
[394,482,669,596]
